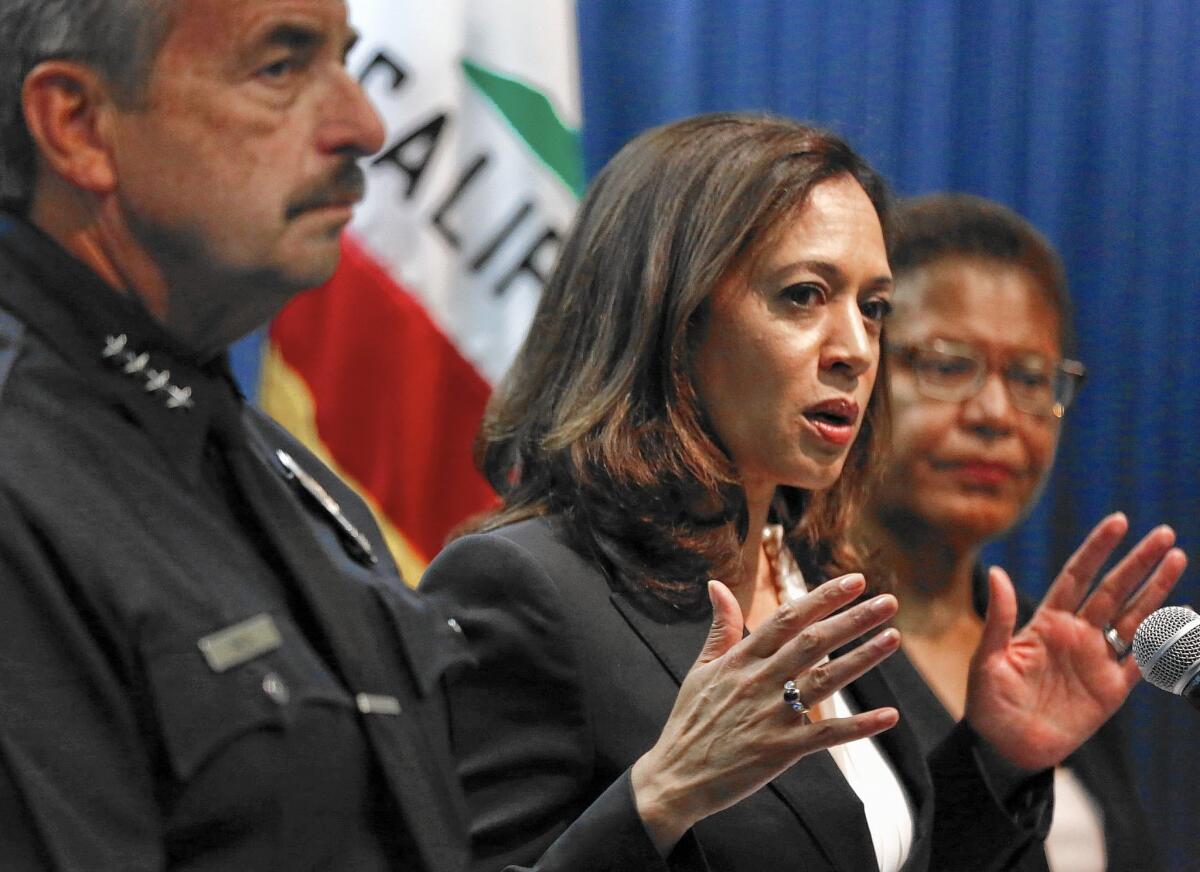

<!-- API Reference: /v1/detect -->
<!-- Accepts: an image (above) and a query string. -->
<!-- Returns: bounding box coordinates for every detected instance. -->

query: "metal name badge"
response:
[274,449,378,567]
[197,613,283,673]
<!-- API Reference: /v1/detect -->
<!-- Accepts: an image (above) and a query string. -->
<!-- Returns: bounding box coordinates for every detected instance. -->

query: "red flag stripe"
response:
[268,235,498,564]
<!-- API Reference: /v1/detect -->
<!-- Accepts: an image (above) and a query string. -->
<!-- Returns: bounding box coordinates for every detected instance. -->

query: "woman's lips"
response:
[802,399,860,447]
[934,459,1016,486]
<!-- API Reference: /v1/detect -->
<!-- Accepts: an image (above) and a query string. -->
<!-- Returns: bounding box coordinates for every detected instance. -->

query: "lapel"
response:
[845,648,935,868]
[230,409,467,872]
[609,590,878,872]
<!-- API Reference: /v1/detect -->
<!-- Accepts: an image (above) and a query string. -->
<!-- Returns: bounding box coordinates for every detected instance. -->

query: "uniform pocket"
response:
[142,616,352,782]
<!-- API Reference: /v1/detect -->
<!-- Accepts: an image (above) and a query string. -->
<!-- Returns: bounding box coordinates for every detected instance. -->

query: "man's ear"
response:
[21,61,119,196]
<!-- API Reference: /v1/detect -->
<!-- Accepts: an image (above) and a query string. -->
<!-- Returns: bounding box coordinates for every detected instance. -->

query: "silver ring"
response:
[783,679,810,719]
[1103,624,1130,660]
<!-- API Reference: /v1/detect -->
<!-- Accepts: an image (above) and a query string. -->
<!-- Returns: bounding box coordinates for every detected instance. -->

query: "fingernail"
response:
[840,574,864,591]
[872,594,895,615]
[877,628,900,647]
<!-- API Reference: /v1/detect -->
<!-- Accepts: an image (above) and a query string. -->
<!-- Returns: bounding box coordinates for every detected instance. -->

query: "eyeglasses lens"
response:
[910,347,983,402]
[905,342,1082,417]
[1004,356,1056,415]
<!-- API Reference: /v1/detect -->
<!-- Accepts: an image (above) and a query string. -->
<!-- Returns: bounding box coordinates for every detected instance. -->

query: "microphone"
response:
[1132,606,1200,711]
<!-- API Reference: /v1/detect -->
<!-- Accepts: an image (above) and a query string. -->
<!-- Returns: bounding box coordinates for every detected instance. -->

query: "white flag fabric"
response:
[262,1,583,581]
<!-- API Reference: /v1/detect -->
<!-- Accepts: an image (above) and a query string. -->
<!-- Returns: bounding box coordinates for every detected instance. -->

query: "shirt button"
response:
[446,617,463,634]
[262,671,290,705]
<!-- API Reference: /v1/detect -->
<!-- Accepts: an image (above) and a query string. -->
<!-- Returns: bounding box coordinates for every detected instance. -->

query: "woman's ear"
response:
[21,60,119,197]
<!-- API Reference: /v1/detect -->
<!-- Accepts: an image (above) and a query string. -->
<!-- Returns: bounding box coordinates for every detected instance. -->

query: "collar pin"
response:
[123,352,149,375]
[99,336,194,411]
[145,369,171,393]
[166,385,194,410]
[102,334,128,359]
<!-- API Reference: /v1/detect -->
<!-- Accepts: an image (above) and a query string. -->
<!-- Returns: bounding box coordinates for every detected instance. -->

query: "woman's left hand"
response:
[964,512,1188,771]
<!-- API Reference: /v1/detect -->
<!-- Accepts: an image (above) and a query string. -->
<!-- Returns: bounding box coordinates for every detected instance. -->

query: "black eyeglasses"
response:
[887,338,1087,418]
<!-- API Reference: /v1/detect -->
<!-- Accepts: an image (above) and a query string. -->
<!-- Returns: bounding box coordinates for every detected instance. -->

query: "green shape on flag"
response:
[461,58,584,198]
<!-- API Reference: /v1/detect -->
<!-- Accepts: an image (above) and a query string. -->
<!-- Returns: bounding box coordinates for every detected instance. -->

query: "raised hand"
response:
[631,575,901,855]
[965,512,1187,771]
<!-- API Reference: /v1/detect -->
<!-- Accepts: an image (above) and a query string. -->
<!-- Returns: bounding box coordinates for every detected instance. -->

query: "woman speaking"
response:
[420,115,1184,872]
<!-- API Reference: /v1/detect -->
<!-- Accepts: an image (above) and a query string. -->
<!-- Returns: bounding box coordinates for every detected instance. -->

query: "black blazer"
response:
[887,565,1162,872]
[421,515,1049,872]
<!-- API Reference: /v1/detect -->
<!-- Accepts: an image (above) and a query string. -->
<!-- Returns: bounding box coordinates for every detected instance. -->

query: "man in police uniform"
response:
[0,1,472,868]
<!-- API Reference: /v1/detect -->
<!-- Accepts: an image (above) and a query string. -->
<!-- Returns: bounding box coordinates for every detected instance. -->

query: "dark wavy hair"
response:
[469,113,894,610]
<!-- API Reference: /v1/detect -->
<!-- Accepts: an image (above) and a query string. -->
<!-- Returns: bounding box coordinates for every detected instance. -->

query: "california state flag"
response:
[261,1,583,584]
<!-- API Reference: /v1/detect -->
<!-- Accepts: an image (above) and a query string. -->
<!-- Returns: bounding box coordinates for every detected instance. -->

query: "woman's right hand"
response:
[630,576,901,855]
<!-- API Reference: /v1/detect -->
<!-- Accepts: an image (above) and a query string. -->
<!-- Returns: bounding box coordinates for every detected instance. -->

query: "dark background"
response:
[574,1,1198,867]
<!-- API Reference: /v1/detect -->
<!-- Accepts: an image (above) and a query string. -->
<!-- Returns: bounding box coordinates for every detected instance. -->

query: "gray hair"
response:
[0,0,172,212]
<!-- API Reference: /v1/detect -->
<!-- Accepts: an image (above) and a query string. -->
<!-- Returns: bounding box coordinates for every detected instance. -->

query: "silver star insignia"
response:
[102,334,128,359]
[144,369,171,392]
[123,352,149,375]
[165,385,194,410]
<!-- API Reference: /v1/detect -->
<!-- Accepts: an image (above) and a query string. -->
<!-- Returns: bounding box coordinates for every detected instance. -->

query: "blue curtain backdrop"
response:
[574,0,1199,866]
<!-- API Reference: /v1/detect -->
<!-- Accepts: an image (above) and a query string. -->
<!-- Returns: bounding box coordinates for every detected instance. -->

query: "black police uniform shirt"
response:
[0,214,472,871]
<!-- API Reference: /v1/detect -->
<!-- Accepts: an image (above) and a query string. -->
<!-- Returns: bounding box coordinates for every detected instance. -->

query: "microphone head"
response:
[1133,606,1200,694]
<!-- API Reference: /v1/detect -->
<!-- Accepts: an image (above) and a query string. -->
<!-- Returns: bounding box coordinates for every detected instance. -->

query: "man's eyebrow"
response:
[256,23,359,62]
[261,23,322,51]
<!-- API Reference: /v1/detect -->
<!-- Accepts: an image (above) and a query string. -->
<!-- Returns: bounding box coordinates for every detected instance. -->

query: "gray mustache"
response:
[285,161,367,220]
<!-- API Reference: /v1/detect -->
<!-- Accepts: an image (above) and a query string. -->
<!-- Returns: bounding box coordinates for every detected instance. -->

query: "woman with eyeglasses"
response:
[863,193,1164,871]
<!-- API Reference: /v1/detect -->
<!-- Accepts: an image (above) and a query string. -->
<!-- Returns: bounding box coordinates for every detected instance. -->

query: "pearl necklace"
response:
[761,524,809,603]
